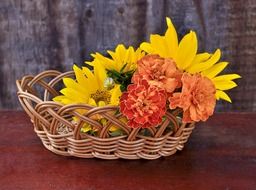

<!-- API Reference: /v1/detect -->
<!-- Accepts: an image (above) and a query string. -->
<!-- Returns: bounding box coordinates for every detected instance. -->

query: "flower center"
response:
[90,90,111,104]
[132,92,156,116]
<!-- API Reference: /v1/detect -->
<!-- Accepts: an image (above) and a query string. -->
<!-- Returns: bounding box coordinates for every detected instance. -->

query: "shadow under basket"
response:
[16,70,195,160]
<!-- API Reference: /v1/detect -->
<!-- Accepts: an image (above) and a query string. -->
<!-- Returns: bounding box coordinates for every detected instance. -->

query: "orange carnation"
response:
[120,79,167,128]
[169,73,216,123]
[132,54,182,93]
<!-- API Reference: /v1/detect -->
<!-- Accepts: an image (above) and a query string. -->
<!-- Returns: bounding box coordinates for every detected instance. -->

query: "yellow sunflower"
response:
[53,64,122,133]
[86,44,145,73]
[53,64,121,107]
[140,17,241,102]
[86,44,145,91]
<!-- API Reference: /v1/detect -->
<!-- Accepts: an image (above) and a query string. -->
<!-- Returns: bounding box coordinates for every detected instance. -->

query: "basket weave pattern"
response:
[16,70,195,160]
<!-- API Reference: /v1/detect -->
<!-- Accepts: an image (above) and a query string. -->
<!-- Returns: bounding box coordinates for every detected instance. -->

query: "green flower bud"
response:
[104,77,115,90]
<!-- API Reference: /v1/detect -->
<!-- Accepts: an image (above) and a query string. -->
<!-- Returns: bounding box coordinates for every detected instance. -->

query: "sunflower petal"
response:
[81,66,94,79]
[110,85,122,105]
[53,96,74,105]
[187,53,211,72]
[176,31,198,70]
[213,80,237,90]
[81,124,92,133]
[201,62,229,78]
[53,95,70,104]
[123,47,133,71]
[215,90,232,103]
[212,74,241,81]
[73,65,88,86]
[74,65,97,94]
[88,98,97,106]
[85,61,94,66]
[63,78,88,94]
[165,17,178,58]
[60,88,88,102]
[186,49,221,73]
[94,62,107,88]
[92,53,114,70]
[115,45,126,70]
[135,48,145,60]
[150,34,168,58]
[140,42,154,53]
[81,67,98,93]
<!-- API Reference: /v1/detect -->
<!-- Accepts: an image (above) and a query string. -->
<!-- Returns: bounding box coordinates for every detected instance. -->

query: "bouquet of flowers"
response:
[17,17,241,159]
[53,17,240,136]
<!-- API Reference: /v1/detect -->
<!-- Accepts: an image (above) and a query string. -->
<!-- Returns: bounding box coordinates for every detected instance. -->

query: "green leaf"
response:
[120,63,128,73]
[107,69,135,92]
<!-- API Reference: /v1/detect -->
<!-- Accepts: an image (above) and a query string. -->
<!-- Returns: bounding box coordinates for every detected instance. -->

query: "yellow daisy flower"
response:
[140,17,241,102]
[53,64,121,107]
[86,44,146,92]
[53,64,122,133]
[86,44,145,73]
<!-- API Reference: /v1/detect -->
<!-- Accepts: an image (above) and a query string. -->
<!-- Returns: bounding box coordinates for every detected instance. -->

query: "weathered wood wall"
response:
[0,0,255,111]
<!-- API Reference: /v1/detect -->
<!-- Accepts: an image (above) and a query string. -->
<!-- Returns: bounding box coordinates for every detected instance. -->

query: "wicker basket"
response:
[16,70,195,160]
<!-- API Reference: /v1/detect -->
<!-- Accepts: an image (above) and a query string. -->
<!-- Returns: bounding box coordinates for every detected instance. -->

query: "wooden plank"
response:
[0,111,255,189]
[0,0,255,111]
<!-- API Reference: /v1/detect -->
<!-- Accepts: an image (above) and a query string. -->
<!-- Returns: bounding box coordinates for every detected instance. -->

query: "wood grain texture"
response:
[0,111,255,189]
[0,0,255,110]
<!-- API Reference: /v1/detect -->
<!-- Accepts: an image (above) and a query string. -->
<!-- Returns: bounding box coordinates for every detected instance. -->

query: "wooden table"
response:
[0,111,255,190]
